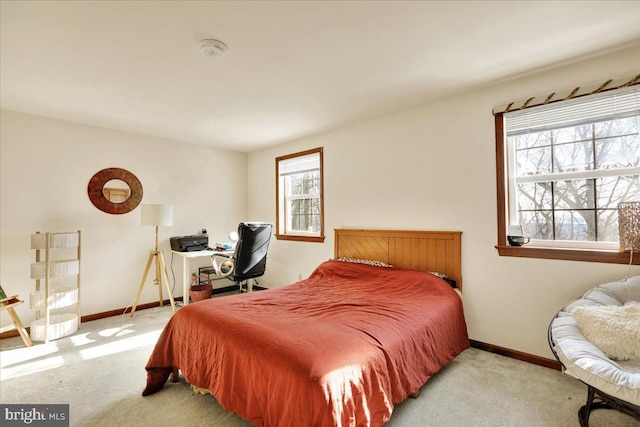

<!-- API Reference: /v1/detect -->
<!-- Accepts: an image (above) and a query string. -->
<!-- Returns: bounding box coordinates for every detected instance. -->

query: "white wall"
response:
[2,46,638,358]
[0,110,247,329]
[247,45,640,359]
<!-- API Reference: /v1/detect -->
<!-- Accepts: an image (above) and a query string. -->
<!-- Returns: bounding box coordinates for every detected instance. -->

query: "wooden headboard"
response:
[334,229,462,290]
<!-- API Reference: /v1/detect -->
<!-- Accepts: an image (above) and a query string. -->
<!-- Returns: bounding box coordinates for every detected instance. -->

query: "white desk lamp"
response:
[130,204,176,317]
[229,230,239,246]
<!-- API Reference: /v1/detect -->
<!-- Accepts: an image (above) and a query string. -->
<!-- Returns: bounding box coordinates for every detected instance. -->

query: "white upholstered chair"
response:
[548,275,640,426]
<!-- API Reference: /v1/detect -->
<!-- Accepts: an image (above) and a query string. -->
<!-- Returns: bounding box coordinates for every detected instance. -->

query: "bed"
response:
[143,229,469,426]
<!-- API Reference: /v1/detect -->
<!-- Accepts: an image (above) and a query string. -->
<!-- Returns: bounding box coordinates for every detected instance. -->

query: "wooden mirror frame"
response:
[87,168,143,214]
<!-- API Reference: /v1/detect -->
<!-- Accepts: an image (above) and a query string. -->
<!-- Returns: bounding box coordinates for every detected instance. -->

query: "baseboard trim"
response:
[1,287,269,340]
[212,285,238,294]
[82,297,184,322]
[470,339,561,370]
[0,297,183,340]
[212,284,267,294]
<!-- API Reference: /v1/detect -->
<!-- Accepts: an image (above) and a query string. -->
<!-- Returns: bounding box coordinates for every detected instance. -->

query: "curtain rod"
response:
[493,73,640,115]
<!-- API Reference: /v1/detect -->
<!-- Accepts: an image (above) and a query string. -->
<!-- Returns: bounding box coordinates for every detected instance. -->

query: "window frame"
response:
[495,113,638,265]
[275,147,325,243]
[507,121,638,248]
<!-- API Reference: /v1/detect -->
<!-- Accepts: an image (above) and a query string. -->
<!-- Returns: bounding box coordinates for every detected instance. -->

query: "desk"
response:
[172,249,233,305]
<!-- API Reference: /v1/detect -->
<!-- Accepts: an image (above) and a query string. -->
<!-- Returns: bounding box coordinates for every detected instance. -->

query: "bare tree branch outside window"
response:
[511,116,640,243]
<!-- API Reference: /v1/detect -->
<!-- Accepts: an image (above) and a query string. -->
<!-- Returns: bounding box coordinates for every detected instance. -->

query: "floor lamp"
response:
[130,204,176,318]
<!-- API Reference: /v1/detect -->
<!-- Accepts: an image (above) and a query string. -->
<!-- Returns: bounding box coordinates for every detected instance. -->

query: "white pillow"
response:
[572,302,640,361]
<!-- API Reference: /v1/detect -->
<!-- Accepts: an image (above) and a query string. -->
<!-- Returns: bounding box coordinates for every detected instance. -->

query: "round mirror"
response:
[88,168,142,214]
[102,179,131,203]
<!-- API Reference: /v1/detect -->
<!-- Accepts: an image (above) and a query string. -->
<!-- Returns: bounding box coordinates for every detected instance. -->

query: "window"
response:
[496,84,640,264]
[276,147,324,242]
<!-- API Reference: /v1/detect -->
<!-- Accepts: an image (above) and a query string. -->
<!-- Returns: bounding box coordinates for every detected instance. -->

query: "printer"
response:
[170,235,209,252]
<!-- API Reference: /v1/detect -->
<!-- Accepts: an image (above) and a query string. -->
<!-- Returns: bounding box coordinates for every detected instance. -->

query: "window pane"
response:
[553,125,592,144]
[287,198,320,232]
[554,210,595,241]
[520,210,553,240]
[554,179,595,210]
[516,146,551,176]
[595,116,639,139]
[596,135,640,169]
[286,171,320,196]
[597,209,619,242]
[287,176,300,196]
[553,141,593,172]
[310,199,321,232]
[596,175,640,209]
[514,131,551,150]
[304,174,320,195]
[289,200,300,230]
[517,182,552,210]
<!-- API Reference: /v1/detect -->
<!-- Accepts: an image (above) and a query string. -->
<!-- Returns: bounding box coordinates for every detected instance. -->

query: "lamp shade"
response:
[618,202,640,251]
[141,204,173,227]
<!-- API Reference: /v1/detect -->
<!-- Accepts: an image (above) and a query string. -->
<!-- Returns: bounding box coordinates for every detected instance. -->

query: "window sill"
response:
[275,234,325,243]
[495,245,639,265]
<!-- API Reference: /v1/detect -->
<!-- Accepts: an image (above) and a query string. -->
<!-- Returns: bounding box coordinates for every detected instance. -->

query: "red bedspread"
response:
[143,260,469,426]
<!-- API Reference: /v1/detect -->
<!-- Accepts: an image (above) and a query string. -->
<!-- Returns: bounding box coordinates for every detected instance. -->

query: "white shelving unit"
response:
[30,231,81,342]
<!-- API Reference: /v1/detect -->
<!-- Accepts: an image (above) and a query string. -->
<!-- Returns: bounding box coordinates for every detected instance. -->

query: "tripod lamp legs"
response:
[130,251,176,318]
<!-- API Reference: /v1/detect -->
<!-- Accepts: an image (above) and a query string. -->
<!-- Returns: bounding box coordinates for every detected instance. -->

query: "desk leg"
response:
[182,256,190,306]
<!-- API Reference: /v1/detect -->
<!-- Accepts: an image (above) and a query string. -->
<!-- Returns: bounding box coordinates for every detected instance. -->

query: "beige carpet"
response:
[1,305,637,427]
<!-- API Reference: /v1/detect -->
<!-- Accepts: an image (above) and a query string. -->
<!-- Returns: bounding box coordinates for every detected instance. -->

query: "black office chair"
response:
[211,222,272,293]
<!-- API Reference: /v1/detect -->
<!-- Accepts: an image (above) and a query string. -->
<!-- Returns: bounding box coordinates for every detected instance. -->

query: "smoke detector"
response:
[199,39,228,58]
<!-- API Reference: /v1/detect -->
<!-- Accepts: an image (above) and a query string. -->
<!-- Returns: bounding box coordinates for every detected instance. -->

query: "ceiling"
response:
[2,1,639,152]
